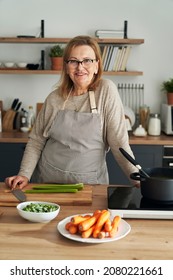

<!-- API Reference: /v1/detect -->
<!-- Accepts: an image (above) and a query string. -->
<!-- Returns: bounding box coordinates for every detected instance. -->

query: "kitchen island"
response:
[0,184,173,260]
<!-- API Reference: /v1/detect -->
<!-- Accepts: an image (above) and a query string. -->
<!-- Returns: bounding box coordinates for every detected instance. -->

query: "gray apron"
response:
[32,91,109,184]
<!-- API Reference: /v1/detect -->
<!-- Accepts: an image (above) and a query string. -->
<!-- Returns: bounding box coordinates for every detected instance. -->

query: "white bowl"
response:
[17,201,60,223]
[4,62,15,68]
[20,127,30,132]
[17,62,27,68]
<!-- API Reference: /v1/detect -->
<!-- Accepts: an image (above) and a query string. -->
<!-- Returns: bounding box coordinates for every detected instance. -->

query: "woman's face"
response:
[66,45,99,91]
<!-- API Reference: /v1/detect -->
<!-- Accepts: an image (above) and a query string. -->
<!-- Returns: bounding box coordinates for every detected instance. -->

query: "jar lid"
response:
[150,113,160,118]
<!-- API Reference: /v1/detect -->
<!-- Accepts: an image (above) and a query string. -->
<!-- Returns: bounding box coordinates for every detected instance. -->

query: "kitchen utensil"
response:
[2,98,20,131]
[139,105,150,130]
[17,201,60,223]
[0,184,92,206]
[119,147,150,178]
[130,167,173,202]
[13,101,22,129]
[12,189,26,202]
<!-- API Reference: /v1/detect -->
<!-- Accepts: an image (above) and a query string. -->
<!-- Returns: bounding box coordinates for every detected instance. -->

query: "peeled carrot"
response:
[78,212,101,232]
[109,216,121,238]
[81,225,95,238]
[92,210,110,238]
[84,214,92,218]
[71,215,90,225]
[104,218,112,232]
[68,224,78,234]
[93,209,101,215]
[65,221,73,231]
[98,231,106,239]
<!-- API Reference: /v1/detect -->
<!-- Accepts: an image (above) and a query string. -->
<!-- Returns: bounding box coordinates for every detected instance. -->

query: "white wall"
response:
[0,0,173,114]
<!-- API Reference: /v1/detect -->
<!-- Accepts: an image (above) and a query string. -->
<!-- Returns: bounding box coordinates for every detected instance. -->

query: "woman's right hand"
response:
[5,175,29,190]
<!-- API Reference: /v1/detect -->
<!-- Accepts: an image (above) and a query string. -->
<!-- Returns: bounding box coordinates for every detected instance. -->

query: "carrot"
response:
[81,225,95,238]
[98,231,106,239]
[109,216,121,238]
[71,215,91,225]
[84,214,92,218]
[65,221,73,231]
[93,209,101,215]
[68,224,78,234]
[92,210,110,238]
[78,212,101,232]
[104,218,112,232]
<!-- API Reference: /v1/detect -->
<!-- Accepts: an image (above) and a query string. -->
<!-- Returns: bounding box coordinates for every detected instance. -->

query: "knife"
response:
[11,189,26,202]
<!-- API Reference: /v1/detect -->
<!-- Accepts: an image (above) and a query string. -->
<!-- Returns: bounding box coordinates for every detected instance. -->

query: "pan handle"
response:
[130,172,146,181]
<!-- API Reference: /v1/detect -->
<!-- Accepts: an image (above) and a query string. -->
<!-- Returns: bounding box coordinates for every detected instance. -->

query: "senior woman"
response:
[5,35,137,189]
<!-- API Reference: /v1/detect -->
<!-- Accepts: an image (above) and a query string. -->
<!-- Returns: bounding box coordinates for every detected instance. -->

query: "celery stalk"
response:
[25,188,78,193]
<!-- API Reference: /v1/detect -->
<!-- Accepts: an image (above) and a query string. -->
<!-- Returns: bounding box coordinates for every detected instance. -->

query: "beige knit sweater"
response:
[18,78,137,183]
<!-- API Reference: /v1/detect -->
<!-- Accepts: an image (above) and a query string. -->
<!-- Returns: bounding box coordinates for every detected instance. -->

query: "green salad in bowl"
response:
[17,201,60,223]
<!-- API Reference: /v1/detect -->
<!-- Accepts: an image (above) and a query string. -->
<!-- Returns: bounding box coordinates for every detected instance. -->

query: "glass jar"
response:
[139,105,150,130]
[148,113,161,136]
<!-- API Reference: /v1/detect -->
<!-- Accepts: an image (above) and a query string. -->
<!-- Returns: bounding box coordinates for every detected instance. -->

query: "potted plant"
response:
[49,44,64,70]
[161,78,173,105]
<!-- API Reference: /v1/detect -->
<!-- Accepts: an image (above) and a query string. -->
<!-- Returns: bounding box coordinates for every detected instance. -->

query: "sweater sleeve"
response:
[100,79,138,183]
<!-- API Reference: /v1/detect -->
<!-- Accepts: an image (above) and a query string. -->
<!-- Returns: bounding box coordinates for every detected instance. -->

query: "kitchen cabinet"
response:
[0,143,26,181]
[0,37,144,76]
[0,142,163,185]
[106,145,163,184]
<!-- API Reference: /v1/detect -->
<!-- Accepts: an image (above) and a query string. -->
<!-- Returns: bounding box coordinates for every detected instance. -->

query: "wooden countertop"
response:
[0,131,173,145]
[0,184,173,260]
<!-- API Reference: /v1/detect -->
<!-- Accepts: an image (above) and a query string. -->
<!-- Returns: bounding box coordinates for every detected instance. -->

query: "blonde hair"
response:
[58,35,103,98]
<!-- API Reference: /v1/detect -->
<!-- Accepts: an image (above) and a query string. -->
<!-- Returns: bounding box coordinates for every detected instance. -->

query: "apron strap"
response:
[89,91,97,113]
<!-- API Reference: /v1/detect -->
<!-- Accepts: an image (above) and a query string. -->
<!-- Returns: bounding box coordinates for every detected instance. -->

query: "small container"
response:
[148,113,161,136]
[20,108,28,129]
[27,106,35,131]
[139,105,150,130]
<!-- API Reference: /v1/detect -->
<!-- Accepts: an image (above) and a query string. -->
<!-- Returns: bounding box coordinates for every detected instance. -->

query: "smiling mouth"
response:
[75,72,87,76]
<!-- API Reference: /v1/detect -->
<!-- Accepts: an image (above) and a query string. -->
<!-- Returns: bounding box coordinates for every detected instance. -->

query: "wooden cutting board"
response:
[0,183,93,206]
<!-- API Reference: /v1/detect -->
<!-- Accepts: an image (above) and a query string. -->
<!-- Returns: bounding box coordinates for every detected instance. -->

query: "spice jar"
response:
[148,113,161,136]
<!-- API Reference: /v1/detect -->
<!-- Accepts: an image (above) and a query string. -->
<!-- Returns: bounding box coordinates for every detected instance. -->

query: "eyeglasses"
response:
[66,58,97,68]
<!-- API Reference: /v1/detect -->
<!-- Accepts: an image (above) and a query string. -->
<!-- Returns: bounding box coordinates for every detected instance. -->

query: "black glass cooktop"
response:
[107,186,173,211]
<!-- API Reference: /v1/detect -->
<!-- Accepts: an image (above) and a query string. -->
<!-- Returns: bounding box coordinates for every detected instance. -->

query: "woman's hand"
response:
[5,175,29,190]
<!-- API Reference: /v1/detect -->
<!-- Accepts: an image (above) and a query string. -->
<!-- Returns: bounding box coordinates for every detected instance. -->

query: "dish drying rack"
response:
[118,83,144,114]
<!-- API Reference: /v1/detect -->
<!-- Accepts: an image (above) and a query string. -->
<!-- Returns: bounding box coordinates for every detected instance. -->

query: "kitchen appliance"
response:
[161,103,173,135]
[107,186,173,219]
[163,146,173,168]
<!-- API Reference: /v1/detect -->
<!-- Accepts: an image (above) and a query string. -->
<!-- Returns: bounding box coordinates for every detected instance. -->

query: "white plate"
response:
[57,213,131,243]
[124,106,136,127]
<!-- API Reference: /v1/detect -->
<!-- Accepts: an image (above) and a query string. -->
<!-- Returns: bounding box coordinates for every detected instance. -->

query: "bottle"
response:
[27,106,35,131]
[20,108,28,128]
[148,113,161,136]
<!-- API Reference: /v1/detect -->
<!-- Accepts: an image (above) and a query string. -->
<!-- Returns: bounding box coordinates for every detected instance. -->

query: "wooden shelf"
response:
[0,69,143,75]
[0,37,144,44]
[0,37,144,76]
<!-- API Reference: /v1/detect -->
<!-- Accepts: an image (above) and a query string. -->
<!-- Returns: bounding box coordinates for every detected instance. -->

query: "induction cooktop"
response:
[107,186,173,219]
